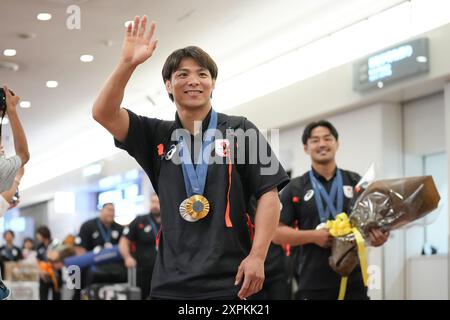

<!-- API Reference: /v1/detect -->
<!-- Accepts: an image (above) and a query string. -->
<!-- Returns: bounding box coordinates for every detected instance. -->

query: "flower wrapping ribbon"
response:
[326,213,368,300]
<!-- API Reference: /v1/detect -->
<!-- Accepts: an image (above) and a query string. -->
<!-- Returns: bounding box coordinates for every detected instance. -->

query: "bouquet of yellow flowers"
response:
[326,176,440,299]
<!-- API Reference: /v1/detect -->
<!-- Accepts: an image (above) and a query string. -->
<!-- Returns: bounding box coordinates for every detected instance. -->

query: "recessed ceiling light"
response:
[1,118,9,125]
[37,13,52,21]
[416,56,428,63]
[80,54,94,62]
[20,101,31,108]
[46,80,58,88]
[377,81,384,89]
[124,21,133,28]
[3,49,16,57]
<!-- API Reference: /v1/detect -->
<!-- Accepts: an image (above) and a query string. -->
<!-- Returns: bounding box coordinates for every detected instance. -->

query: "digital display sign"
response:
[354,38,429,91]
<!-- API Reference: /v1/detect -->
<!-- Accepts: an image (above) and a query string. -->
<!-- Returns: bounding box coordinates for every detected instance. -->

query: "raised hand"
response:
[121,15,158,67]
[3,85,20,114]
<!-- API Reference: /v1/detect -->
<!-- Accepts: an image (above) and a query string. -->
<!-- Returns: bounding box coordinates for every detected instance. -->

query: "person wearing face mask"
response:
[119,194,161,299]
[273,120,390,300]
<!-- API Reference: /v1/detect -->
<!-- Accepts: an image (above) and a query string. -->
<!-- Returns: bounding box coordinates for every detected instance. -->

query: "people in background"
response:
[120,194,161,299]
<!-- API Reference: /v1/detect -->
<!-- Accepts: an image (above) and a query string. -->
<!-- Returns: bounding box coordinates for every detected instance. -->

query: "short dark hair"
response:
[162,46,218,101]
[23,237,35,250]
[36,226,51,241]
[102,202,114,209]
[302,120,339,145]
[3,230,14,238]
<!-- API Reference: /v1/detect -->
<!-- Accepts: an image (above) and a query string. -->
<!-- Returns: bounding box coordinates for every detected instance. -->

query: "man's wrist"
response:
[117,60,138,72]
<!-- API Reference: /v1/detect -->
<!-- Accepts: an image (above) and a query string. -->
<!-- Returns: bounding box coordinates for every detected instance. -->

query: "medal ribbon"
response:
[309,169,344,222]
[96,218,111,243]
[147,215,159,239]
[177,109,217,197]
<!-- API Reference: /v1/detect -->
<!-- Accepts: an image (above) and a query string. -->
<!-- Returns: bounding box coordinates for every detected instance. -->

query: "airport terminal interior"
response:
[0,0,449,300]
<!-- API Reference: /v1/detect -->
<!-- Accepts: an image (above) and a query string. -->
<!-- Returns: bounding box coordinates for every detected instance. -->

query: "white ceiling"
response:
[0,0,406,192]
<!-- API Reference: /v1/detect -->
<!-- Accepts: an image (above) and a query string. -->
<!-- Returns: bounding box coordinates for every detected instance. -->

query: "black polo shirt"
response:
[123,213,160,268]
[0,245,22,262]
[36,240,59,262]
[280,167,362,290]
[75,218,123,251]
[115,108,289,299]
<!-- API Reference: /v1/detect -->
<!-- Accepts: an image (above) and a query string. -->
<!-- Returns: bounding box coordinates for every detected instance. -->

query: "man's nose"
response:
[187,75,200,86]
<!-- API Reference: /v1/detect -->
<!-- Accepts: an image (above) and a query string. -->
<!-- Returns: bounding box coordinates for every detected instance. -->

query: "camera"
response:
[0,87,14,113]
[0,88,6,112]
[11,188,20,206]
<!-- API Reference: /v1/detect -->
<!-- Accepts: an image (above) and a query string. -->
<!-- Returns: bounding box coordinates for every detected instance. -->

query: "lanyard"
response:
[176,109,217,197]
[96,218,111,243]
[309,169,344,222]
[147,215,159,239]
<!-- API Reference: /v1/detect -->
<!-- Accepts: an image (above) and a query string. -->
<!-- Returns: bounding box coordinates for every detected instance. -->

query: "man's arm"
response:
[118,236,137,268]
[92,15,157,143]
[235,188,280,300]
[0,167,23,203]
[3,85,30,165]
[273,223,332,247]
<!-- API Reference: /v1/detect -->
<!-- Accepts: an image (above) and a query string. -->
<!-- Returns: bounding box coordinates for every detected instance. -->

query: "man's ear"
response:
[304,144,310,156]
[165,80,173,95]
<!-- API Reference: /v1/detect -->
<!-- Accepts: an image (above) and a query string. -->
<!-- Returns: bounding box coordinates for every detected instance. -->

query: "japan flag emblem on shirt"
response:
[343,186,354,198]
[215,139,230,157]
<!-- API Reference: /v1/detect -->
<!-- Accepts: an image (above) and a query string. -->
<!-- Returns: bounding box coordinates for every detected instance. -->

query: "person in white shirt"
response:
[0,85,29,194]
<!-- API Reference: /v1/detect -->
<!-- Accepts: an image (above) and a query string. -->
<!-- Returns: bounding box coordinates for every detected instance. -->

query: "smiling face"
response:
[304,126,339,165]
[165,57,215,111]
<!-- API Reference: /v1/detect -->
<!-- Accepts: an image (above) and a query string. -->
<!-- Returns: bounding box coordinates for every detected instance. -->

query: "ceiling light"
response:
[46,80,58,88]
[80,54,94,62]
[377,81,384,89]
[37,13,52,21]
[124,21,133,28]
[3,49,16,57]
[416,56,428,63]
[20,101,31,108]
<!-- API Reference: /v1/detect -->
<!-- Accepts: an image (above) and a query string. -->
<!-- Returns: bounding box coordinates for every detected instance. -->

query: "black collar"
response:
[174,107,213,134]
[311,166,338,183]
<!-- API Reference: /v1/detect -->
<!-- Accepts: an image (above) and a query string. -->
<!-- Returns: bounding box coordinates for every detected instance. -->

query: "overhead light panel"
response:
[37,13,52,21]
[80,54,94,62]
[20,101,31,108]
[3,49,16,57]
[46,80,58,88]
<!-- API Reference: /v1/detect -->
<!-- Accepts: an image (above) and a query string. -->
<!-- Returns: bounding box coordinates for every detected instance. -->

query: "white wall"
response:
[445,82,450,299]
[403,93,445,155]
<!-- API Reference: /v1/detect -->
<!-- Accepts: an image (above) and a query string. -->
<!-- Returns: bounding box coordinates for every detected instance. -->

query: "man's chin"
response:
[314,157,334,165]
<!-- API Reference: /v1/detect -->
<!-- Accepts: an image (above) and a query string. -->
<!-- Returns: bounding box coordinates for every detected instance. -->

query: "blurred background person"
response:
[119,194,161,299]
[21,237,37,263]
[36,226,61,300]
[0,230,23,278]
[74,203,125,299]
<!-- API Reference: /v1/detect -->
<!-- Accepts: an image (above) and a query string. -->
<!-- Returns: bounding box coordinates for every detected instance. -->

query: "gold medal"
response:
[185,195,210,220]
